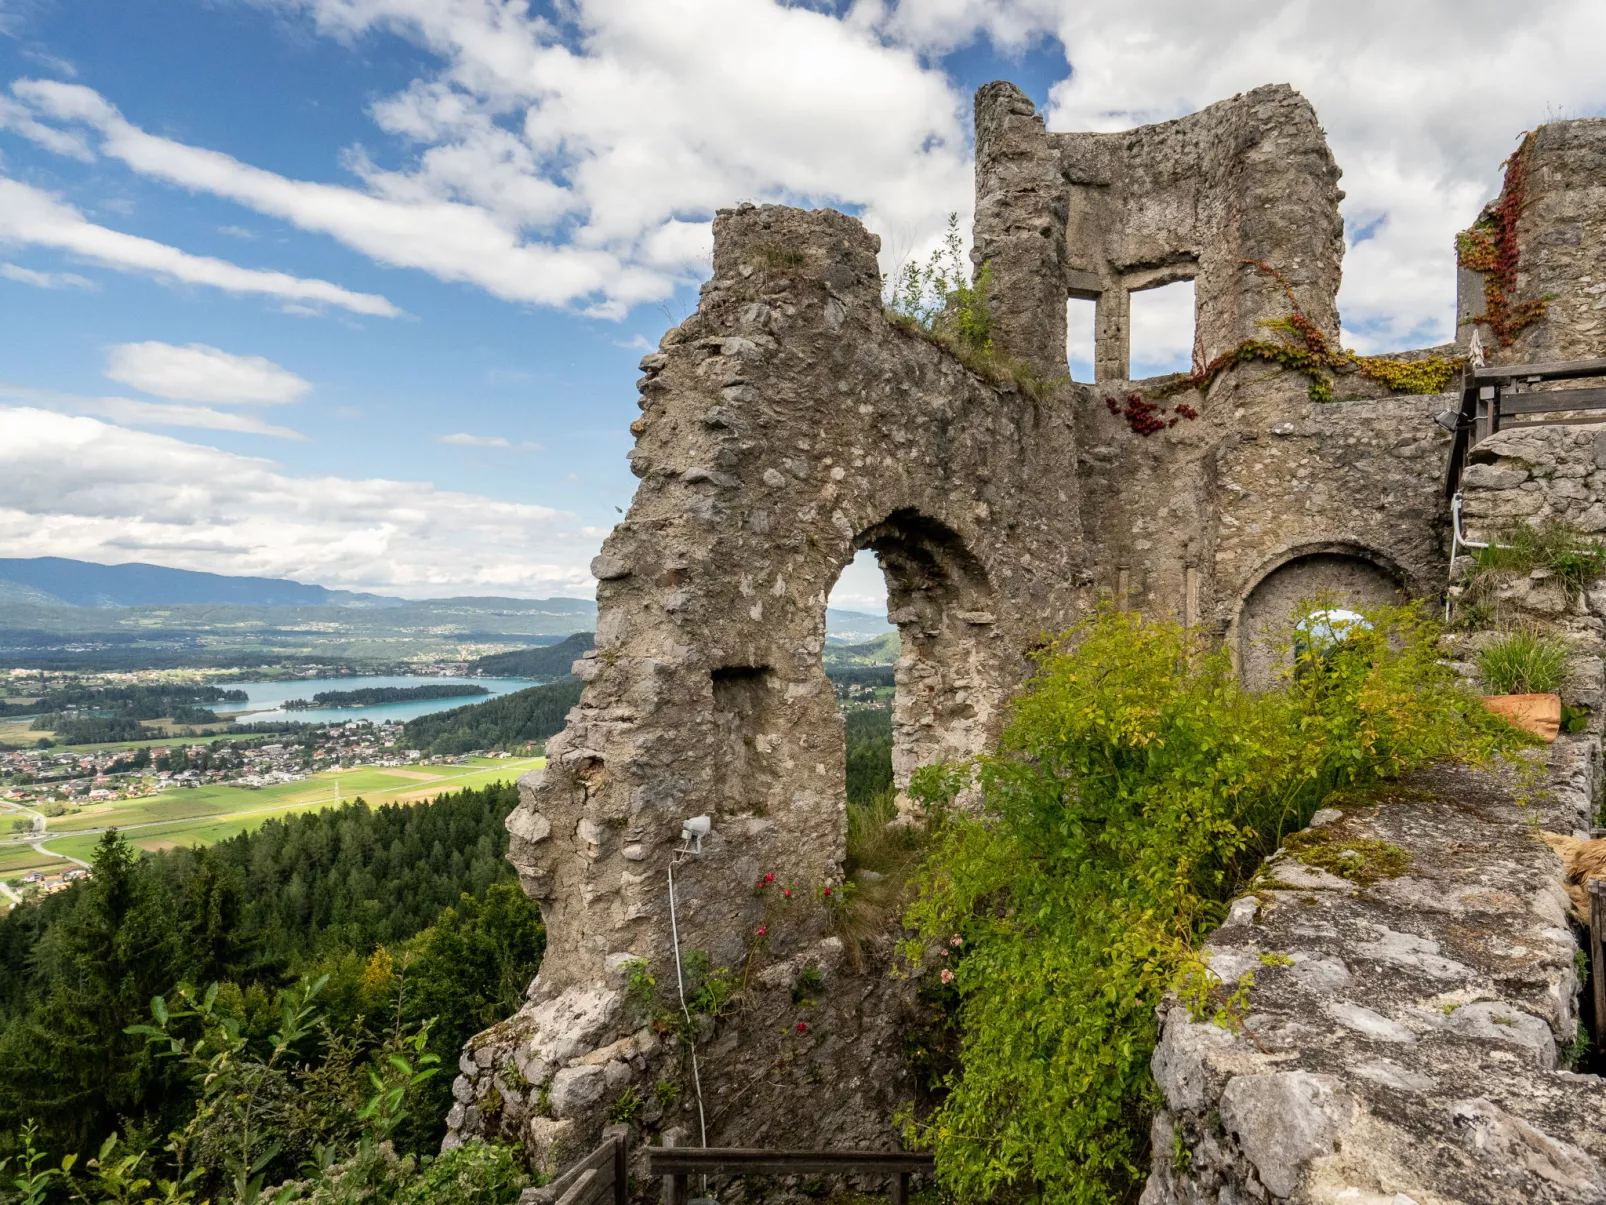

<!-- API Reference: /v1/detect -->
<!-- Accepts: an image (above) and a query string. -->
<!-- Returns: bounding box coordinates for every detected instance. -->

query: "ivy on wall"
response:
[1152,262,1467,407]
[1456,132,1548,347]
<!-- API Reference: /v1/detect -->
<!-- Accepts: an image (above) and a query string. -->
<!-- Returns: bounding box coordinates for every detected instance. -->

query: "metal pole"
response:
[1590,878,1606,1043]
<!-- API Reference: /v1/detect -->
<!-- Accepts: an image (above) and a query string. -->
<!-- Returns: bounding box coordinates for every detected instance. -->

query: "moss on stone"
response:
[1284,827,1410,885]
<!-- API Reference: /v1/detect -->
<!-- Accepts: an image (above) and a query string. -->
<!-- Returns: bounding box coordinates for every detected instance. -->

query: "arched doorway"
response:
[1236,547,1407,691]
[822,508,1001,816]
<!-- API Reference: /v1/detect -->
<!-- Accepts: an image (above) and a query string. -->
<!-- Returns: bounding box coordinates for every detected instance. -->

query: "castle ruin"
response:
[451,82,1606,1202]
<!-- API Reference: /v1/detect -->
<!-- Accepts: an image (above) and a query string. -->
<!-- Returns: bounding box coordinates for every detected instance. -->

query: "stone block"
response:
[548,1065,607,1119]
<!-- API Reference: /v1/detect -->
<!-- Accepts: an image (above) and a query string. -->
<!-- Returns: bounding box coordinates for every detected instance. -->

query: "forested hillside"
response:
[468,630,591,678]
[402,677,583,753]
[0,781,543,1191]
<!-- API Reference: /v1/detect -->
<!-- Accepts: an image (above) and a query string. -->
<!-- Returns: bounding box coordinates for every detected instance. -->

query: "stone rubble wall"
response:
[446,200,1090,1160]
[1141,764,1606,1204]
[1454,422,1606,834]
[450,79,1606,1178]
[1460,118,1606,364]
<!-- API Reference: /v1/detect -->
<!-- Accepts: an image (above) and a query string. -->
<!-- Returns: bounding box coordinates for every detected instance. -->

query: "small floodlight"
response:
[1433,409,1463,432]
[681,814,711,853]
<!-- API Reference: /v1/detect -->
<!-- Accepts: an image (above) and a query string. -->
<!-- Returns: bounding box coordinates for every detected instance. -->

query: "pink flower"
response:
[796,1021,809,1033]
[822,887,832,897]
[764,873,775,884]
[940,969,955,984]
[756,926,767,937]
[950,935,963,947]
[783,888,791,898]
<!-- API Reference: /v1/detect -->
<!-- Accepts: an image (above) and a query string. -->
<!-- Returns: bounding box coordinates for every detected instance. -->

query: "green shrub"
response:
[607,1087,642,1125]
[884,216,1058,400]
[902,604,1525,1204]
[1477,629,1569,695]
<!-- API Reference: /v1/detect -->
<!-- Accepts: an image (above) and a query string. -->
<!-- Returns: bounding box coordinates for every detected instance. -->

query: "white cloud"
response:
[0,261,93,289]
[874,0,1606,352]
[436,432,542,450]
[0,93,92,159]
[0,408,597,596]
[236,0,1600,345]
[6,1,973,316]
[0,176,401,316]
[0,383,308,440]
[105,341,311,404]
[1128,280,1195,377]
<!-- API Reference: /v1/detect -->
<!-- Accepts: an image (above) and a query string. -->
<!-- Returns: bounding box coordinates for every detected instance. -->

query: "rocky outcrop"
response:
[1142,764,1606,1203]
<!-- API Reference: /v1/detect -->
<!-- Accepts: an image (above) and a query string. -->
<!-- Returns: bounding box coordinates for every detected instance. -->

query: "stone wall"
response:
[1459,118,1606,363]
[451,82,1606,1176]
[1141,764,1606,1204]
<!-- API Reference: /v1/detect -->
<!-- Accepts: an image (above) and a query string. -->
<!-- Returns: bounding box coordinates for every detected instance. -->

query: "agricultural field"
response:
[3,755,543,871]
[0,844,73,879]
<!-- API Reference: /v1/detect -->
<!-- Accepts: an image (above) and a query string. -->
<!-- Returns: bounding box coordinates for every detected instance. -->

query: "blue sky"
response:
[2,0,1602,608]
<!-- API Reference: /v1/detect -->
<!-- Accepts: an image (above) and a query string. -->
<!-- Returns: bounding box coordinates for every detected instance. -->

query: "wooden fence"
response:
[525,1128,933,1205]
[1446,357,1606,497]
[647,1142,934,1205]
[525,1125,631,1205]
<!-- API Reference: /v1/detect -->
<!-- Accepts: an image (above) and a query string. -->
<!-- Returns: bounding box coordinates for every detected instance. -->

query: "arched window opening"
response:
[1237,551,1406,691]
[825,549,896,818]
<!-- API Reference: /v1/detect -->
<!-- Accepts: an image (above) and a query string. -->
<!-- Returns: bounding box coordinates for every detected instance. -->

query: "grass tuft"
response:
[1477,629,1569,695]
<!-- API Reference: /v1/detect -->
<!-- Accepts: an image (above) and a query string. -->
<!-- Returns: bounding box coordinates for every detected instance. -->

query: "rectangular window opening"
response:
[1067,297,1096,383]
[1128,279,1195,380]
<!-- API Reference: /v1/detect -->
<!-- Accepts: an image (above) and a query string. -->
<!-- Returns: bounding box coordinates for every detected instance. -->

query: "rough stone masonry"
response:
[449,80,1606,1200]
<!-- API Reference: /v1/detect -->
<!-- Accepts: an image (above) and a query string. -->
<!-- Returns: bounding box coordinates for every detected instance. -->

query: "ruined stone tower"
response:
[446,84,1606,1187]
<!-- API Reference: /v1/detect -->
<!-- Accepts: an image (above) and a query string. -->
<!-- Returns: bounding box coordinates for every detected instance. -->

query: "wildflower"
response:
[756,926,767,937]
[764,873,775,884]
[796,1021,809,1033]
[822,887,832,897]
[783,888,791,899]
[950,935,963,947]
[940,969,954,984]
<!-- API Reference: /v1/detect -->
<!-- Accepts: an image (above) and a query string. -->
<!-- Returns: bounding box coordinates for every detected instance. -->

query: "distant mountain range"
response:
[0,557,403,609]
[0,557,892,634]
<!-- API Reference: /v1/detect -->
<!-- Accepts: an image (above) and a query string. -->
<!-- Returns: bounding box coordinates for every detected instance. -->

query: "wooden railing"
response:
[1446,357,1606,497]
[525,1125,630,1205]
[646,1143,934,1205]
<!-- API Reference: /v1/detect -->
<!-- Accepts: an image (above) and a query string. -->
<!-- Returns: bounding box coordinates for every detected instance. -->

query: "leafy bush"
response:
[902,604,1525,1204]
[1476,628,1569,695]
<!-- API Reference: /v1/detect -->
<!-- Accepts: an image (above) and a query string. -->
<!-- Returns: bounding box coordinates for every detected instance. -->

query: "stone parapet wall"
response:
[1141,764,1606,1204]
[1460,425,1606,542]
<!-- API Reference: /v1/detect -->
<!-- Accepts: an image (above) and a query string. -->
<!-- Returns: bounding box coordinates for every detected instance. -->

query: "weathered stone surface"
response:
[1142,766,1606,1203]
[1218,1071,1355,1198]
[547,1066,607,1119]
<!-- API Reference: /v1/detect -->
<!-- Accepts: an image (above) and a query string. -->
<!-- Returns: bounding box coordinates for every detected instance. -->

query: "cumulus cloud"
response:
[872,0,1606,351]
[5,0,972,317]
[234,0,1602,346]
[0,408,597,596]
[0,384,308,439]
[0,176,401,316]
[0,261,93,289]
[105,341,312,405]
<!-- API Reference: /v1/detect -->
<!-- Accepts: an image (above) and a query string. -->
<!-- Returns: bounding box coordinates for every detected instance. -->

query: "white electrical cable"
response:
[666,856,709,1152]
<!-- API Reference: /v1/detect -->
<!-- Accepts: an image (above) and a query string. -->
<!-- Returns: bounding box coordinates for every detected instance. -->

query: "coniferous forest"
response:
[0,782,545,1201]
